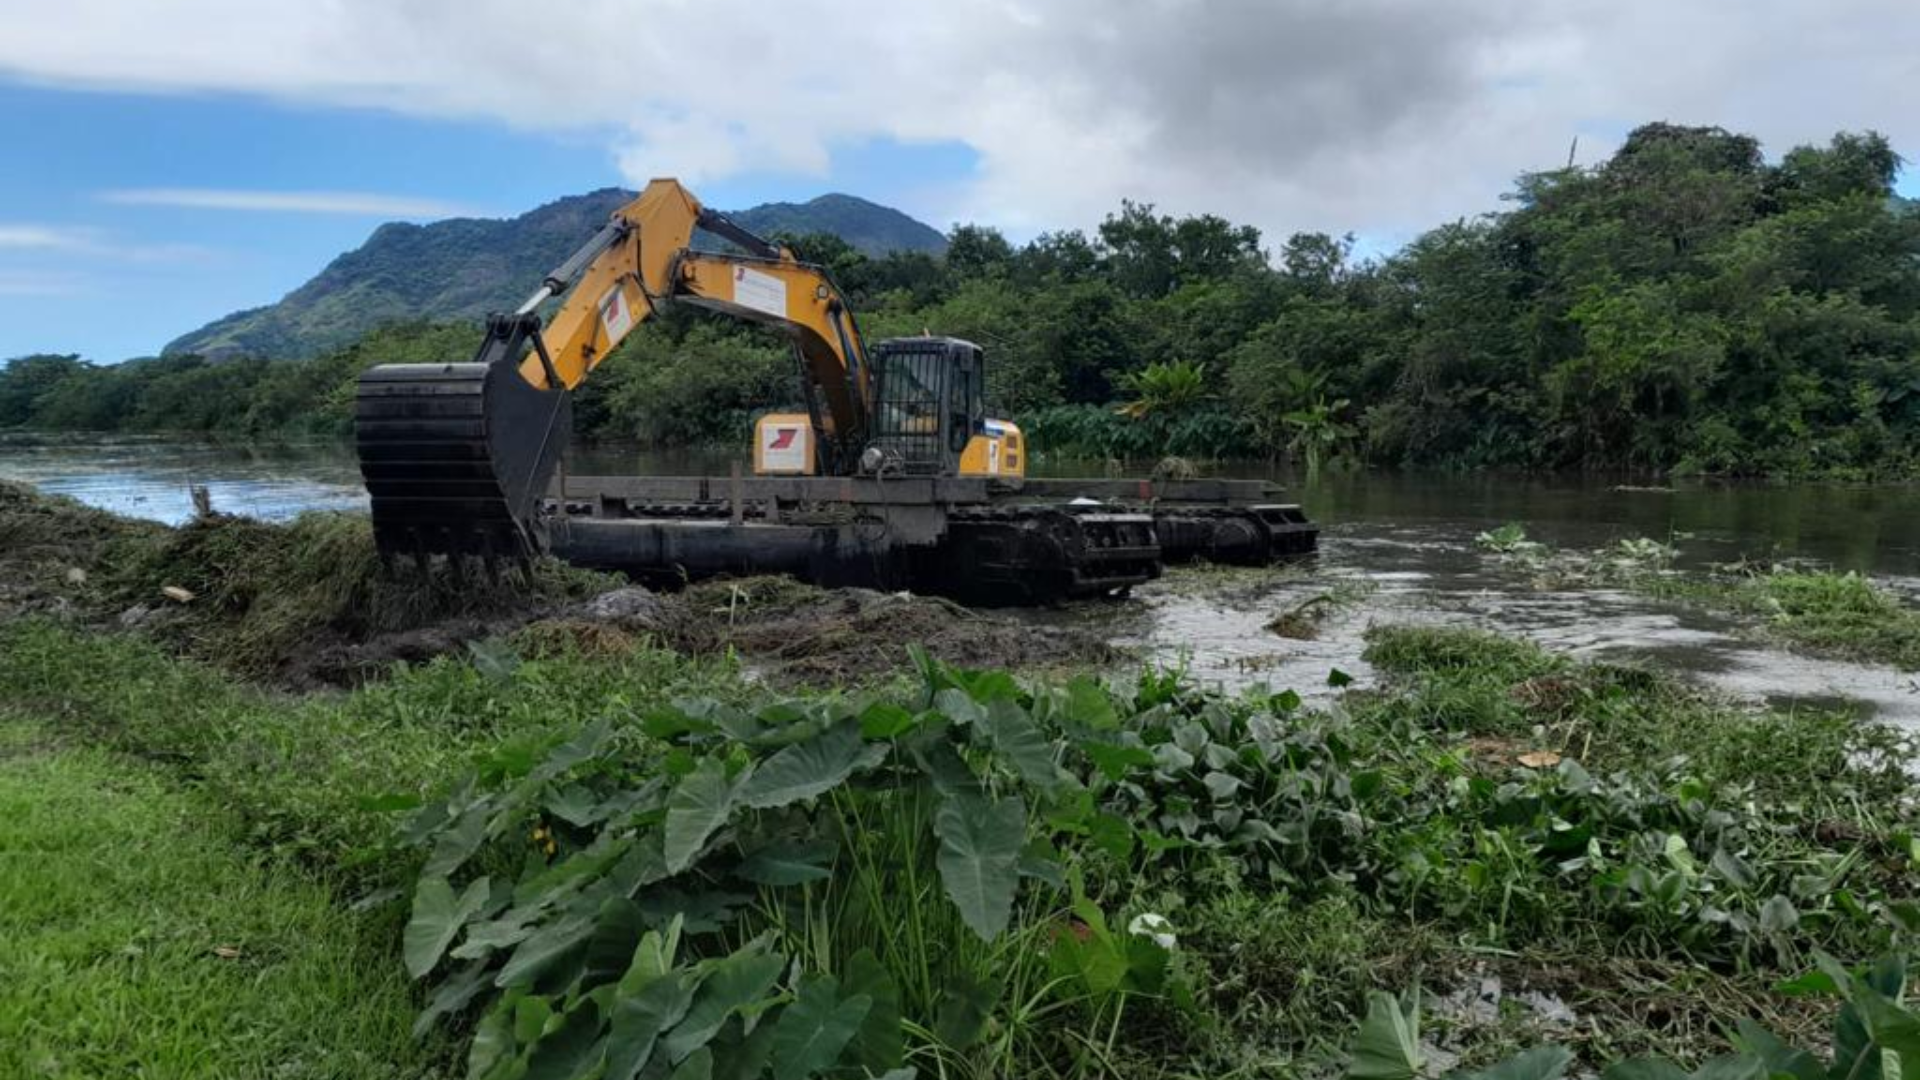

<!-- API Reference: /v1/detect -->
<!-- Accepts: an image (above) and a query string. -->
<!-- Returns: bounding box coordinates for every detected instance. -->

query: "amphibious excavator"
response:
[354,179,1315,604]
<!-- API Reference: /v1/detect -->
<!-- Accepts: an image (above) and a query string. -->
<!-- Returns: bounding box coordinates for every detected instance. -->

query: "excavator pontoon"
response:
[354,179,1315,604]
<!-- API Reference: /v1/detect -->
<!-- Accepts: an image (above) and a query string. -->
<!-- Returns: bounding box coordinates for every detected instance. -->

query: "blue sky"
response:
[4,0,1918,363]
[0,83,985,361]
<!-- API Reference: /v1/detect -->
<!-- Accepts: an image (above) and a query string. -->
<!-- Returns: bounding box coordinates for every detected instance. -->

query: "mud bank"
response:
[0,482,1115,687]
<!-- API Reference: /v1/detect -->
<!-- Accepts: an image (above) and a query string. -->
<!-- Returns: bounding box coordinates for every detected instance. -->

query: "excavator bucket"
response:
[354,348,571,572]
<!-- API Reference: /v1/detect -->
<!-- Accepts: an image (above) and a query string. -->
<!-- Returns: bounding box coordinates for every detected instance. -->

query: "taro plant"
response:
[393,648,1188,1080]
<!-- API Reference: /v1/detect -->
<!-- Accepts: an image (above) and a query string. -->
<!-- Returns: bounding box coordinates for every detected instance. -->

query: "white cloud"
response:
[2,0,1917,245]
[99,188,471,218]
[0,269,84,296]
[0,221,213,263]
[0,224,92,250]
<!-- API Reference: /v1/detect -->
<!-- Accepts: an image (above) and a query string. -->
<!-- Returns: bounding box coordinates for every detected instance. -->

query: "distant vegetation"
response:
[160,190,949,360]
[7,122,1920,477]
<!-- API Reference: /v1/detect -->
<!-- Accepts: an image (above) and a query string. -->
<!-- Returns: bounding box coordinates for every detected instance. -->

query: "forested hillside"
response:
[161,190,948,359]
[8,122,1919,478]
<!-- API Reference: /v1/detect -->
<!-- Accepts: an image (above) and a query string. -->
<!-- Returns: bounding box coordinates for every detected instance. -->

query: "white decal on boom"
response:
[731,266,787,318]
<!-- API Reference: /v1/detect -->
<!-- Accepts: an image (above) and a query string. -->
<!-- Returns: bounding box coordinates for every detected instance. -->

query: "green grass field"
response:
[0,719,447,1080]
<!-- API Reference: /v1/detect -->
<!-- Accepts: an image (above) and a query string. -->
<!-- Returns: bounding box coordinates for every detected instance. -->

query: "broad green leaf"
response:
[543,784,600,828]
[932,975,998,1050]
[515,996,555,1044]
[736,839,838,886]
[413,959,493,1038]
[1867,954,1909,999]
[770,975,873,1080]
[666,757,737,874]
[859,701,918,739]
[907,734,978,796]
[606,974,698,1080]
[1327,668,1354,688]
[531,717,614,782]
[1685,1055,1769,1080]
[1064,675,1118,729]
[1830,996,1882,1080]
[981,699,1062,790]
[1732,1019,1823,1080]
[584,898,648,984]
[467,995,519,1080]
[423,803,491,878]
[669,1048,714,1080]
[1773,970,1840,997]
[933,792,1027,941]
[1087,812,1136,861]
[1017,838,1065,888]
[497,902,599,989]
[1601,1060,1689,1080]
[843,948,904,1073]
[663,946,786,1061]
[1080,739,1154,781]
[619,916,685,997]
[711,1018,777,1080]
[736,720,864,809]
[1851,988,1920,1079]
[1347,990,1422,1080]
[933,687,987,726]
[522,1002,605,1080]
[1050,917,1128,997]
[1454,1046,1574,1080]
[404,875,490,979]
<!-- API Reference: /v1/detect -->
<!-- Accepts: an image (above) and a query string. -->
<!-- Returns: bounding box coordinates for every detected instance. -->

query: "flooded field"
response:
[6,434,1919,723]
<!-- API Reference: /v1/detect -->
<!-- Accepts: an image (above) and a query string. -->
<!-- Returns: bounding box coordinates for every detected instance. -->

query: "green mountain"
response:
[165,190,948,359]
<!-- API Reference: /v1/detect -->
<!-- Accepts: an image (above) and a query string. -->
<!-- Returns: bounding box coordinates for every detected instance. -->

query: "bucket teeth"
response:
[355,359,571,570]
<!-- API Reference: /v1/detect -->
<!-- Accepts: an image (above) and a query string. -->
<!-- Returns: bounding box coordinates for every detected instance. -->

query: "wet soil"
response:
[0,482,1116,688]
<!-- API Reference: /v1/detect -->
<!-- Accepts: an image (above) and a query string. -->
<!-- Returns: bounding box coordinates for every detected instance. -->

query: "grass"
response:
[0,619,746,882]
[0,717,447,1080]
[1649,568,1920,670]
[4,605,1917,1078]
[1470,522,1920,671]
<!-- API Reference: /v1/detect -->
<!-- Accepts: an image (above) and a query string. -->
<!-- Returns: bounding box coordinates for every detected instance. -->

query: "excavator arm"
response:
[354,178,870,569]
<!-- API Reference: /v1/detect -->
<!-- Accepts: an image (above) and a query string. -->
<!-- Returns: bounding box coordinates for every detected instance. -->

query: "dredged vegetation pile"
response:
[0,482,1116,686]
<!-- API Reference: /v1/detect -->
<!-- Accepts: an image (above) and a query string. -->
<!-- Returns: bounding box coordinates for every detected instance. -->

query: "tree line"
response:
[5,122,1918,478]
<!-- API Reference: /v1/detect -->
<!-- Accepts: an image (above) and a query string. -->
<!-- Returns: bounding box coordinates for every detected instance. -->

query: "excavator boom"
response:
[354,176,1319,597]
[354,179,871,569]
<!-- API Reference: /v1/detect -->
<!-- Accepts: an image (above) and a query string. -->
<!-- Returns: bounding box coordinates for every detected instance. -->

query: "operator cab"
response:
[865,337,990,476]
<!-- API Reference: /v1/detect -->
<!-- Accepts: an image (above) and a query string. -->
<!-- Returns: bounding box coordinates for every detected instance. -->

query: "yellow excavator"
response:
[355,179,1314,603]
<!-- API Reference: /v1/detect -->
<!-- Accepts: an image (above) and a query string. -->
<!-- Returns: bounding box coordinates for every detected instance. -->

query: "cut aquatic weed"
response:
[1352,952,1920,1080]
[1476,524,1548,559]
[1644,565,1920,671]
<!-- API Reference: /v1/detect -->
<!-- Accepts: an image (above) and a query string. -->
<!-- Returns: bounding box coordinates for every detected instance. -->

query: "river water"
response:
[5,435,1918,724]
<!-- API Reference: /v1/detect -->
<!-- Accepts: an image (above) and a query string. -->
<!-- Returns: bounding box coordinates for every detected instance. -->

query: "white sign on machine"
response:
[599,283,634,342]
[731,266,788,318]
[758,419,811,474]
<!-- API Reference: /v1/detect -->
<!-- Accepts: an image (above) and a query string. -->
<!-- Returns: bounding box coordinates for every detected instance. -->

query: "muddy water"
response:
[1064,472,1920,722]
[5,436,1919,724]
